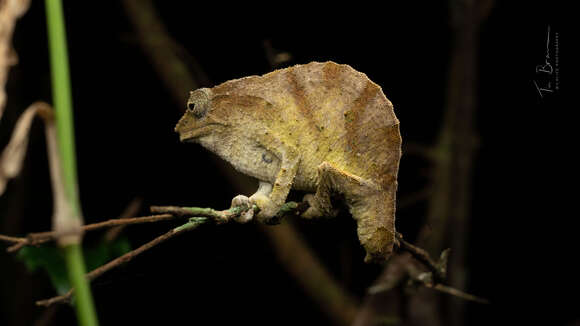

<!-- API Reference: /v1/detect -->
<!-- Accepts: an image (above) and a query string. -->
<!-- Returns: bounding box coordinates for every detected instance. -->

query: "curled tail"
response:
[300,161,397,263]
[348,187,397,263]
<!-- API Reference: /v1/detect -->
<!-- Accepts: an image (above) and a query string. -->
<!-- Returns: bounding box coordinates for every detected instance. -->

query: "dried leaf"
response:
[0,102,51,195]
[0,0,31,119]
[42,104,83,245]
[0,101,82,245]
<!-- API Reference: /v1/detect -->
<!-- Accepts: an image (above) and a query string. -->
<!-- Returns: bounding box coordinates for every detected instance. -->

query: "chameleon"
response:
[175,61,401,263]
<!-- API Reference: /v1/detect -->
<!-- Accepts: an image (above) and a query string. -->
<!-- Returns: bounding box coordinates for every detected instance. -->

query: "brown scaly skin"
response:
[175,61,401,263]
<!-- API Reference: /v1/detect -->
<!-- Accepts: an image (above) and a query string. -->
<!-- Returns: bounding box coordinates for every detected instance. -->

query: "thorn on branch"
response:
[395,232,447,283]
[379,233,489,304]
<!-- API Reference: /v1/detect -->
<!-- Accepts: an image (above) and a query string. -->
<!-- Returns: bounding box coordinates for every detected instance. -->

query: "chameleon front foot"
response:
[230,193,279,224]
[230,195,254,223]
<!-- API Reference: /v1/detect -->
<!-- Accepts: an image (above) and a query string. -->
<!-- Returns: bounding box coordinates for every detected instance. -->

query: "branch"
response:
[149,205,251,222]
[122,0,206,106]
[19,201,487,310]
[428,283,489,305]
[34,202,307,307]
[395,232,447,283]
[364,233,490,305]
[366,252,489,305]
[103,197,143,243]
[36,217,207,307]
[150,200,308,225]
[1,214,176,252]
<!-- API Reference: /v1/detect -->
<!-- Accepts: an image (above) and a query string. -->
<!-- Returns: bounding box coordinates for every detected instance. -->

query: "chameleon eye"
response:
[187,88,211,119]
[188,102,207,119]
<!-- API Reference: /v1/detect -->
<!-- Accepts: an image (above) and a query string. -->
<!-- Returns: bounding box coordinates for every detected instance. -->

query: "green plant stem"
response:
[63,244,98,326]
[45,0,79,212]
[45,0,98,325]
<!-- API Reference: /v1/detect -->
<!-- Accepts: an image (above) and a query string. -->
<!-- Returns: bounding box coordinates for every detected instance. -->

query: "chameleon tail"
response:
[348,187,397,263]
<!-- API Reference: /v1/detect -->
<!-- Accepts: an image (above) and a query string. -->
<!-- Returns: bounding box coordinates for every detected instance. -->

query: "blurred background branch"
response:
[122,0,208,107]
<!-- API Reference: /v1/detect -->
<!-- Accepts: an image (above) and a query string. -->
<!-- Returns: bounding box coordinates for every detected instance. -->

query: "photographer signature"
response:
[533,26,553,98]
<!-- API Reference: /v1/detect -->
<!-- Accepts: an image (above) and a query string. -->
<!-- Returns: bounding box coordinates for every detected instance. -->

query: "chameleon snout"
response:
[174,113,189,134]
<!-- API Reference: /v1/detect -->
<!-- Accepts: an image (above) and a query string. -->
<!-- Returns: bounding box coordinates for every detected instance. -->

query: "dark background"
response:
[1,1,568,325]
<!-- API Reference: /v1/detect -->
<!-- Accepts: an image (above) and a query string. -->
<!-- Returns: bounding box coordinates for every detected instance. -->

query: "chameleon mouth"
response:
[179,124,222,141]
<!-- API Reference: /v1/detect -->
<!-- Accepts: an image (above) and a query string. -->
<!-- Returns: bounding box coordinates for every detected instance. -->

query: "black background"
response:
[0,1,569,325]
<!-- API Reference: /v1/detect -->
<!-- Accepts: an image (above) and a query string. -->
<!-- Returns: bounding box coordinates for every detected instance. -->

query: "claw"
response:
[231,194,254,223]
[249,193,278,222]
[231,192,279,224]
[235,209,254,223]
[231,194,251,209]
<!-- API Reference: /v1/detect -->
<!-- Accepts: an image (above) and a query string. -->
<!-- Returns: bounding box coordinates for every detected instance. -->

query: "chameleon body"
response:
[175,61,401,262]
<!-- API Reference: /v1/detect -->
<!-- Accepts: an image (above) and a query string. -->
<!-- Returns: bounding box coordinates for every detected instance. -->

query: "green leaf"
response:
[84,237,131,271]
[16,237,132,295]
[18,245,70,295]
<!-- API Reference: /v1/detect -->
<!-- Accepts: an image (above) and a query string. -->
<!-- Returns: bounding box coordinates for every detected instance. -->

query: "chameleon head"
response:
[174,88,227,142]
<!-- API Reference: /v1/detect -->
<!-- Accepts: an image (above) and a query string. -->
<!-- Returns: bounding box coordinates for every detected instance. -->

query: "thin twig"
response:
[122,0,202,106]
[367,237,488,306]
[1,202,299,253]
[388,233,489,305]
[36,202,307,307]
[0,234,26,243]
[7,241,31,253]
[104,197,143,243]
[1,214,176,252]
[30,202,486,308]
[367,256,489,305]
[36,218,207,307]
[149,205,244,221]
[151,201,307,224]
[395,232,446,283]
[429,283,489,304]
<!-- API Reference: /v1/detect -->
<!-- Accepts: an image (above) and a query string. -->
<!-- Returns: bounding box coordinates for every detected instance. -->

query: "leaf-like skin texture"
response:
[176,61,401,263]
